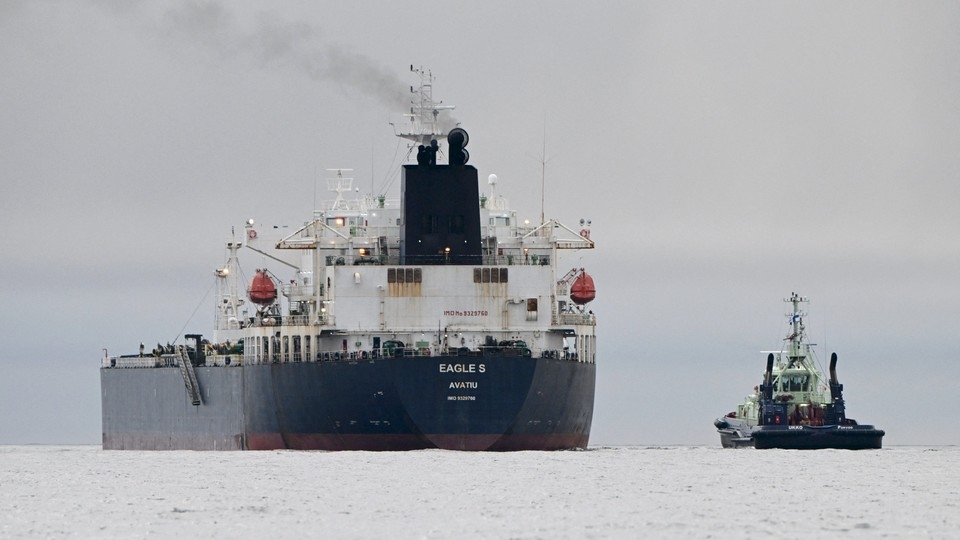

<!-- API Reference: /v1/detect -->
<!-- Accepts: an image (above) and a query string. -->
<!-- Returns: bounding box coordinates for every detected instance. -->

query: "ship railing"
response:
[546,349,581,362]
[107,345,591,367]
[107,354,180,369]
[324,254,400,266]
[556,313,596,326]
[154,345,590,366]
[204,355,239,367]
[315,196,400,213]
[282,284,313,300]
[480,253,552,266]
[107,356,156,368]
[319,253,557,267]
[281,315,311,327]
[246,315,316,328]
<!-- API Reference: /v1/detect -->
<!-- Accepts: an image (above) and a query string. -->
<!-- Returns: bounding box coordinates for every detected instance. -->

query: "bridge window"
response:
[474,268,508,283]
[388,268,422,283]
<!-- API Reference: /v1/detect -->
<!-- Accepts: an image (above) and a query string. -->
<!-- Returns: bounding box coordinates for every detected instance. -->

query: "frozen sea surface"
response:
[2,445,957,539]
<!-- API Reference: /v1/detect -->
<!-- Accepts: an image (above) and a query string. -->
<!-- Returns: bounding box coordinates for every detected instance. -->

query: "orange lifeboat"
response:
[248,269,277,306]
[570,271,596,305]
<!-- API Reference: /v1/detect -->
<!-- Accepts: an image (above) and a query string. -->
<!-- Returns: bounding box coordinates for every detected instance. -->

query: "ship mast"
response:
[393,65,456,147]
[326,168,355,212]
[213,235,245,344]
[785,292,809,364]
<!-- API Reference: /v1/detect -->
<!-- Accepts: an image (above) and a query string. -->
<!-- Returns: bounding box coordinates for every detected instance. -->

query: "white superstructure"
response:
[211,70,597,368]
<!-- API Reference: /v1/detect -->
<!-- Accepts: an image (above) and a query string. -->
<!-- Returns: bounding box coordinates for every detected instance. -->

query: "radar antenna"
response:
[391,66,456,148]
[326,169,355,212]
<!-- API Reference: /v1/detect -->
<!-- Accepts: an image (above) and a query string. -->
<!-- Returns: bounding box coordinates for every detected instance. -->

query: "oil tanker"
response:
[100,68,598,450]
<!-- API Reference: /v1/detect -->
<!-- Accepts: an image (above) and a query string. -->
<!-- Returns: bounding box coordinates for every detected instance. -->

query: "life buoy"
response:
[248,229,258,239]
[579,229,590,239]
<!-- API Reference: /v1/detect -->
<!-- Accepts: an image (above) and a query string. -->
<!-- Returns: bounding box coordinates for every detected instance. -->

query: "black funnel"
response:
[761,353,775,400]
[400,129,481,265]
[829,352,838,384]
[829,352,844,401]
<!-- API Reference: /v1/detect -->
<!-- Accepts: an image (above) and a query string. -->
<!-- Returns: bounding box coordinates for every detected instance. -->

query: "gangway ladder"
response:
[176,345,203,406]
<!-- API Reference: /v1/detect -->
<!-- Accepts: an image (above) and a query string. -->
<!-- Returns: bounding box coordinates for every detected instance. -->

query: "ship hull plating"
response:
[752,425,885,450]
[101,355,595,451]
[716,429,755,449]
[100,366,245,450]
[713,417,884,450]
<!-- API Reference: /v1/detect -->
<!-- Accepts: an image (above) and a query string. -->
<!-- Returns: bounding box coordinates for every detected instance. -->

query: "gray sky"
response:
[2,1,958,446]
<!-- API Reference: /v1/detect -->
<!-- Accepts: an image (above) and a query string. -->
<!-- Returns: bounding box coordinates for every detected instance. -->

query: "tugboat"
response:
[714,293,884,449]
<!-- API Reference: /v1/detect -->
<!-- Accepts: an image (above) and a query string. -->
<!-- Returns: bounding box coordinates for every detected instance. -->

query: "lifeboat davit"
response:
[570,271,596,305]
[248,269,277,305]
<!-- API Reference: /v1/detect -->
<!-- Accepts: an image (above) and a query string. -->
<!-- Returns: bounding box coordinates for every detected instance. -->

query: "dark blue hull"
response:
[752,425,884,450]
[102,354,595,451]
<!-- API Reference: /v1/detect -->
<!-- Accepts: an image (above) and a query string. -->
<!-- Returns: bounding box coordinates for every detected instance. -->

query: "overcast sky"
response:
[2,1,958,446]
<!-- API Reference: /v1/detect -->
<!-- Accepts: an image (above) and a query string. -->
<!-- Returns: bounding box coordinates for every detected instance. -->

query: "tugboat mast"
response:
[785,292,808,363]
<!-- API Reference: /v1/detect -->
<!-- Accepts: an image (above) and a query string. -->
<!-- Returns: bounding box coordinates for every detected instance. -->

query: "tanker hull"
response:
[101,355,595,451]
